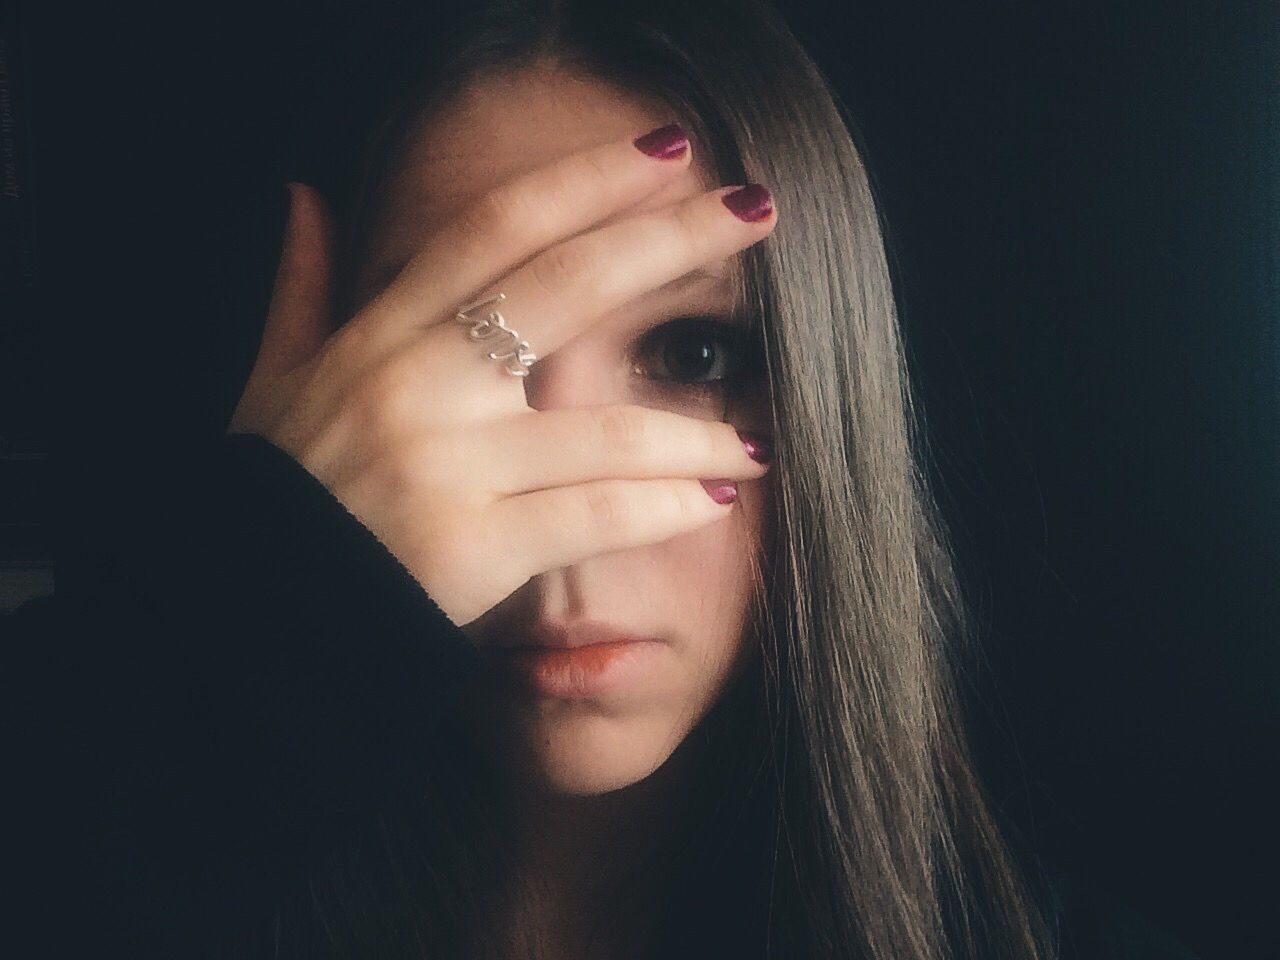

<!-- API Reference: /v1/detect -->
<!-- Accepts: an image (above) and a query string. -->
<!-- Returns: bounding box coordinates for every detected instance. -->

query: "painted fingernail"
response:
[722,184,773,222]
[736,429,773,465]
[633,123,689,160]
[701,479,739,504]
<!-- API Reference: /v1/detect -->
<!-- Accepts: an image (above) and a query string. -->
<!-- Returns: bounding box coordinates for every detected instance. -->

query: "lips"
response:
[490,619,662,650]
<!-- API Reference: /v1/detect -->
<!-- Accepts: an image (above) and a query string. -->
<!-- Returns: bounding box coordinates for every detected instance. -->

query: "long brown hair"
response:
[217,0,1060,956]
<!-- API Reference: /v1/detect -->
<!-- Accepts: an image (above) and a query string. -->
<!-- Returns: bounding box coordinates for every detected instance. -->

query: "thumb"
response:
[257,181,338,375]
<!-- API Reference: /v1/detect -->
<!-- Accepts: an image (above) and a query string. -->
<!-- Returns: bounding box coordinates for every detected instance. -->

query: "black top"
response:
[0,433,1200,960]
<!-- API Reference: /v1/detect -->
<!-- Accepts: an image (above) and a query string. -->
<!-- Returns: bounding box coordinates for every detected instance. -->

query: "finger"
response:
[493,477,735,577]
[414,183,775,384]
[349,123,694,355]
[479,405,768,496]
[258,181,338,375]
[228,183,338,434]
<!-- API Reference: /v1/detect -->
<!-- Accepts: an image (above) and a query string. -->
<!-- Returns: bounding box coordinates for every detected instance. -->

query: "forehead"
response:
[366,64,722,274]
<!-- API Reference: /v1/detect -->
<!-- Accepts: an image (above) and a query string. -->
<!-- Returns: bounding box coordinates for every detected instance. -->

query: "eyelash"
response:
[631,317,762,394]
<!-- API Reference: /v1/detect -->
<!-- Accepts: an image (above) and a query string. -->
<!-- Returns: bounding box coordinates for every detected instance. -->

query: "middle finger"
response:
[415,183,777,389]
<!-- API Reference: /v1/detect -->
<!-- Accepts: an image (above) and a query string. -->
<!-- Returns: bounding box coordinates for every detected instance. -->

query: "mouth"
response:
[489,619,663,651]
[486,638,667,699]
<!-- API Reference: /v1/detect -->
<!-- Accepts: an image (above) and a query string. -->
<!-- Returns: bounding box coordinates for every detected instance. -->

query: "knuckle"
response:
[342,385,390,438]
[457,189,518,241]
[462,183,558,251]
[311,325,365,390]
[527,241,591,300]
[584,482,632,531]
[383,433,435,489]
[574,148,614,195]
[372,433,456,505]
[320,320,358,364]
[593,404,649,453]
[352,358,417,434]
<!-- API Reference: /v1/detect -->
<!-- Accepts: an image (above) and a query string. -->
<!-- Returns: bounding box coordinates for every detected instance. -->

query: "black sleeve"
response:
[0,432,480,959]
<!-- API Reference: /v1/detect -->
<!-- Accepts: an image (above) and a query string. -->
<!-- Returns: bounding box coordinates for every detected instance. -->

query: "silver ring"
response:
[453,292,538,377]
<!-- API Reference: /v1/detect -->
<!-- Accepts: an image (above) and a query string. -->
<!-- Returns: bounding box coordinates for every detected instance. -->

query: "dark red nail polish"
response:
[701,479,738,504]
[736,429,773,465]
[633,123,689,160]
[722,184,773,222]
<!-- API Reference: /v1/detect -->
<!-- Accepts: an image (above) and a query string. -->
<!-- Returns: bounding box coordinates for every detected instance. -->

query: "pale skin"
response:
[229,60,778,957]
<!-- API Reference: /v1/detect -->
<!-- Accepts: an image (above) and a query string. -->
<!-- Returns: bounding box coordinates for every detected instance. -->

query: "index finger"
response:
[357,122,695,349]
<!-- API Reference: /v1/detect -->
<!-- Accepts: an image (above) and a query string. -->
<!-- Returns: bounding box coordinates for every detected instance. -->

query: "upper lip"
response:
[493,620,662,650]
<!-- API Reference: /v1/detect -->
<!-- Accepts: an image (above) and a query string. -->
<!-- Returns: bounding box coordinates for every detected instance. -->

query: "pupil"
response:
[667,337,716,379]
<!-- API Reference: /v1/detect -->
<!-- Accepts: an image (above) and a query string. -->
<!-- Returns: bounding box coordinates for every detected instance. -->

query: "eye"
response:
[632,317,761,390]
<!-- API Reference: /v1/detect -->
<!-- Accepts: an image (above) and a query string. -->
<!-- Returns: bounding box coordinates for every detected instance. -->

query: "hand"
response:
[227,133,777,628]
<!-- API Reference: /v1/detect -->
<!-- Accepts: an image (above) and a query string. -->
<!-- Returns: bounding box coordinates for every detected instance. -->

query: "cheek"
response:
[654,475,771,698]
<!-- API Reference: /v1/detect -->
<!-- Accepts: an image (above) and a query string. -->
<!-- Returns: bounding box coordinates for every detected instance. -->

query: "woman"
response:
[2,0,1201,958]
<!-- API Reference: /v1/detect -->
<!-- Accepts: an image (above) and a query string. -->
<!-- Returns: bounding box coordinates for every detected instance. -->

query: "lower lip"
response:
[488,640,665,698]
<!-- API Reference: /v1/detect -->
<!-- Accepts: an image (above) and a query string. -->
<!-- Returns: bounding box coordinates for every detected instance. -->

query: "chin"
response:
[502,706,693,796]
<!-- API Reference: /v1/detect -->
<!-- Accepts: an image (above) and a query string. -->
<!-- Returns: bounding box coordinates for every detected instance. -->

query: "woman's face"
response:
[351,62,775,796]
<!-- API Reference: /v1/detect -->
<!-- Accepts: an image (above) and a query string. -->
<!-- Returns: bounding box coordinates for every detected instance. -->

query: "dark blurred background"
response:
[2,1,1276,957]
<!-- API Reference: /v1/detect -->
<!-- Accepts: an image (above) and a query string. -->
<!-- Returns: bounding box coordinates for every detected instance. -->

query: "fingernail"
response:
[736,429,773,465]
[722,184,773,222]
[701,479,738,504]
[633,123,689,160]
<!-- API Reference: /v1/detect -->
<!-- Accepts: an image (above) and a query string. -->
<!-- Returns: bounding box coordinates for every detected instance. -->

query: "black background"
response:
[3,1,1277,957]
